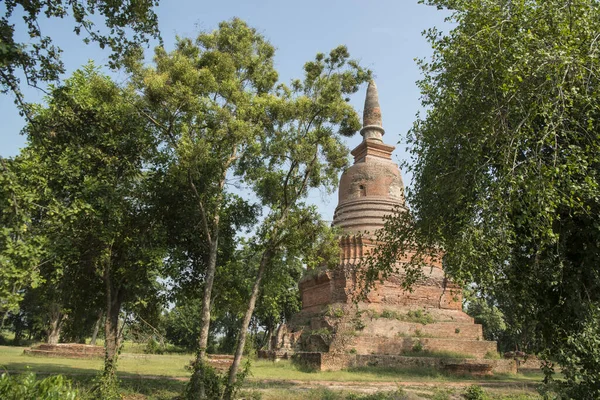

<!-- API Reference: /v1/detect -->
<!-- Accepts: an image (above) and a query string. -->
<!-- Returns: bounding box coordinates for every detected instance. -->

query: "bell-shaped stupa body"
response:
[333,81,407,235]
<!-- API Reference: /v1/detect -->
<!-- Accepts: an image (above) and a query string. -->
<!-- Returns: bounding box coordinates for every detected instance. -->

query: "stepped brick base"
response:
[293,352,517,375]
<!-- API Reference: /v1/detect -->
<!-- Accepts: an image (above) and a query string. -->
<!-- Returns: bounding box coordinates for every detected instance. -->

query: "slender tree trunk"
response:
[1,309,9,330]
[91,310,103,345]
[224,250,270,400]
[13,319,23,345]
[47,303,63,345]
[188,237,219,400]
[102,256,124,388]
[264,326,273,351]
[104,289,122,379]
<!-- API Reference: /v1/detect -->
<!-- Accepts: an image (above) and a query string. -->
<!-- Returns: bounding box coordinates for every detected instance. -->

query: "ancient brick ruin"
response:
[266,81,514,374]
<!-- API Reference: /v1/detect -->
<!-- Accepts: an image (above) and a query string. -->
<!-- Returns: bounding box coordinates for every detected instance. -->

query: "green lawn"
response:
[0,345,544,384]
[0,345,545,399]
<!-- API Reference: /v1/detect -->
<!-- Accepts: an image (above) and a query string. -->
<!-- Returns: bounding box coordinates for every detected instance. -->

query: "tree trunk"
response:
[47,303,63,345]
[102,257,124,388]
[188,237,219,400]
[264,326,273,351]
[91,310,103,345]
[13,319,23,346]
[0,309,9,330]
[224,250,270,400]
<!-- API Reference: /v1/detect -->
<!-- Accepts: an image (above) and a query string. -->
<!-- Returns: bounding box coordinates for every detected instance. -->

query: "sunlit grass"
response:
[0,345,545,385]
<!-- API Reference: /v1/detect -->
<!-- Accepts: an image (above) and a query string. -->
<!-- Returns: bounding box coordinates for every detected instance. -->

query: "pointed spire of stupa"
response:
[360,80,385,141]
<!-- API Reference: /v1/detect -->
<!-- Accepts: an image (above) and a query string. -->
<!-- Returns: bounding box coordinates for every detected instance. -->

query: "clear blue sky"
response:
[0,0,451,220]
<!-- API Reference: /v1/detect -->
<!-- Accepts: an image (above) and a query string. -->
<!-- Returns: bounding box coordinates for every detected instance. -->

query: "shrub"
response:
[432,388,454,400]
[325,305,344,318]
[412,340,424,353]
[406,310,434,325]
[144,337,164,354]
[464,384,489,400]
[0,372,78,400]
[484,351,501,359]
[380,310,399,319]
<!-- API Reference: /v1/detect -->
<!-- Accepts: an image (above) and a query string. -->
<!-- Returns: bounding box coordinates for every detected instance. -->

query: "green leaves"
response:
[1,0,160,117]
[0,156,46,321]
[369,0,600,394]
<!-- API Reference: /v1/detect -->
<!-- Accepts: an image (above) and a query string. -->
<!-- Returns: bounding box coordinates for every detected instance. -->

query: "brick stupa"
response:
[268,81,512,375]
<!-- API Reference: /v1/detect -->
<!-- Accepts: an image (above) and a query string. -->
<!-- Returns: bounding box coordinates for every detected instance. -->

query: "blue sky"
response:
[0,0,451,220]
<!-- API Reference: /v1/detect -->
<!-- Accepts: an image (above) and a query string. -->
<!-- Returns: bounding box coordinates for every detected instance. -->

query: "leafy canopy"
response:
[368,0,600,395]
[1,0,160,114]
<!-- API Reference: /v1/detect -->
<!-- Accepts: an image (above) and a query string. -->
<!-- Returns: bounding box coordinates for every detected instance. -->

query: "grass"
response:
[0,345,545,384]
[0,345,192,378]
[369,309,435,325]
[0,345,545,399]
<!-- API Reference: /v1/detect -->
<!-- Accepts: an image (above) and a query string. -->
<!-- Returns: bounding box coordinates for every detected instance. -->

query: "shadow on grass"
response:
[1,363,188,400]
[344,366,542,384]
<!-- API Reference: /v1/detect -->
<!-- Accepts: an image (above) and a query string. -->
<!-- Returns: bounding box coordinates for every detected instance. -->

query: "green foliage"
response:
[309,328,333,342]
[17,62,166,389]
[185,359,225,400]
[1,0,160,116]
[463,385,489,400]
[541,309,600,399]
[164,299,203,352]
[412,340,424,353]
[326,306,345,318]
[406,310,434,325]
[484,351,501,360]
[184,357,251,400]
[0,372,78,400]
[365,0,600,395]
[380,310,398,319]
[144,337,164,355]
[0,157,46,324]
[369,309,434,325]
[465,296,507,343]
[92,370,121,400]
[431,388,454,400]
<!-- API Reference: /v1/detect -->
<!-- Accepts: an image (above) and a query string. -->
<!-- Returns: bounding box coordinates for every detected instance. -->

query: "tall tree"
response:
[367,0,600,396]
[224,47,370,399]
[131,19,278,399]
[1,0,160,116]
[23,64,163,397]
[0,155,46,330]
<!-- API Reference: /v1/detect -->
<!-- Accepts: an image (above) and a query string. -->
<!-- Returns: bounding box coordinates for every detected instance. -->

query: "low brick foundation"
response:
[24,343,104,358]
[293,352,517,375]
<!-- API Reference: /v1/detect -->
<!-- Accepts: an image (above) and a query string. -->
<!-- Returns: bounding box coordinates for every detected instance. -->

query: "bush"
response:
[463,385,489,400]
[144,336,164,354]
[412,340,424,353]
[0,372,78,400]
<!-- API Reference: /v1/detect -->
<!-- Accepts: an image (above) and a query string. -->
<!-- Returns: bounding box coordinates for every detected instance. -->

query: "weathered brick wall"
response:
[359,319,483,340]
[352,336,497,359]
[352,355,516,374]
[300,264,463,312]
[292,352,352,371]
[293,352,516,374]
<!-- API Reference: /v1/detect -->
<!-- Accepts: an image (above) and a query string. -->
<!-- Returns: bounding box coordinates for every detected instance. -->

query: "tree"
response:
[23,64,164,397]
[224,47,370,399]
[0,155,46,330]
[464,293,506,344]
[1,0,160,117]
[368,0,600,396]
[131,19,278,399]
